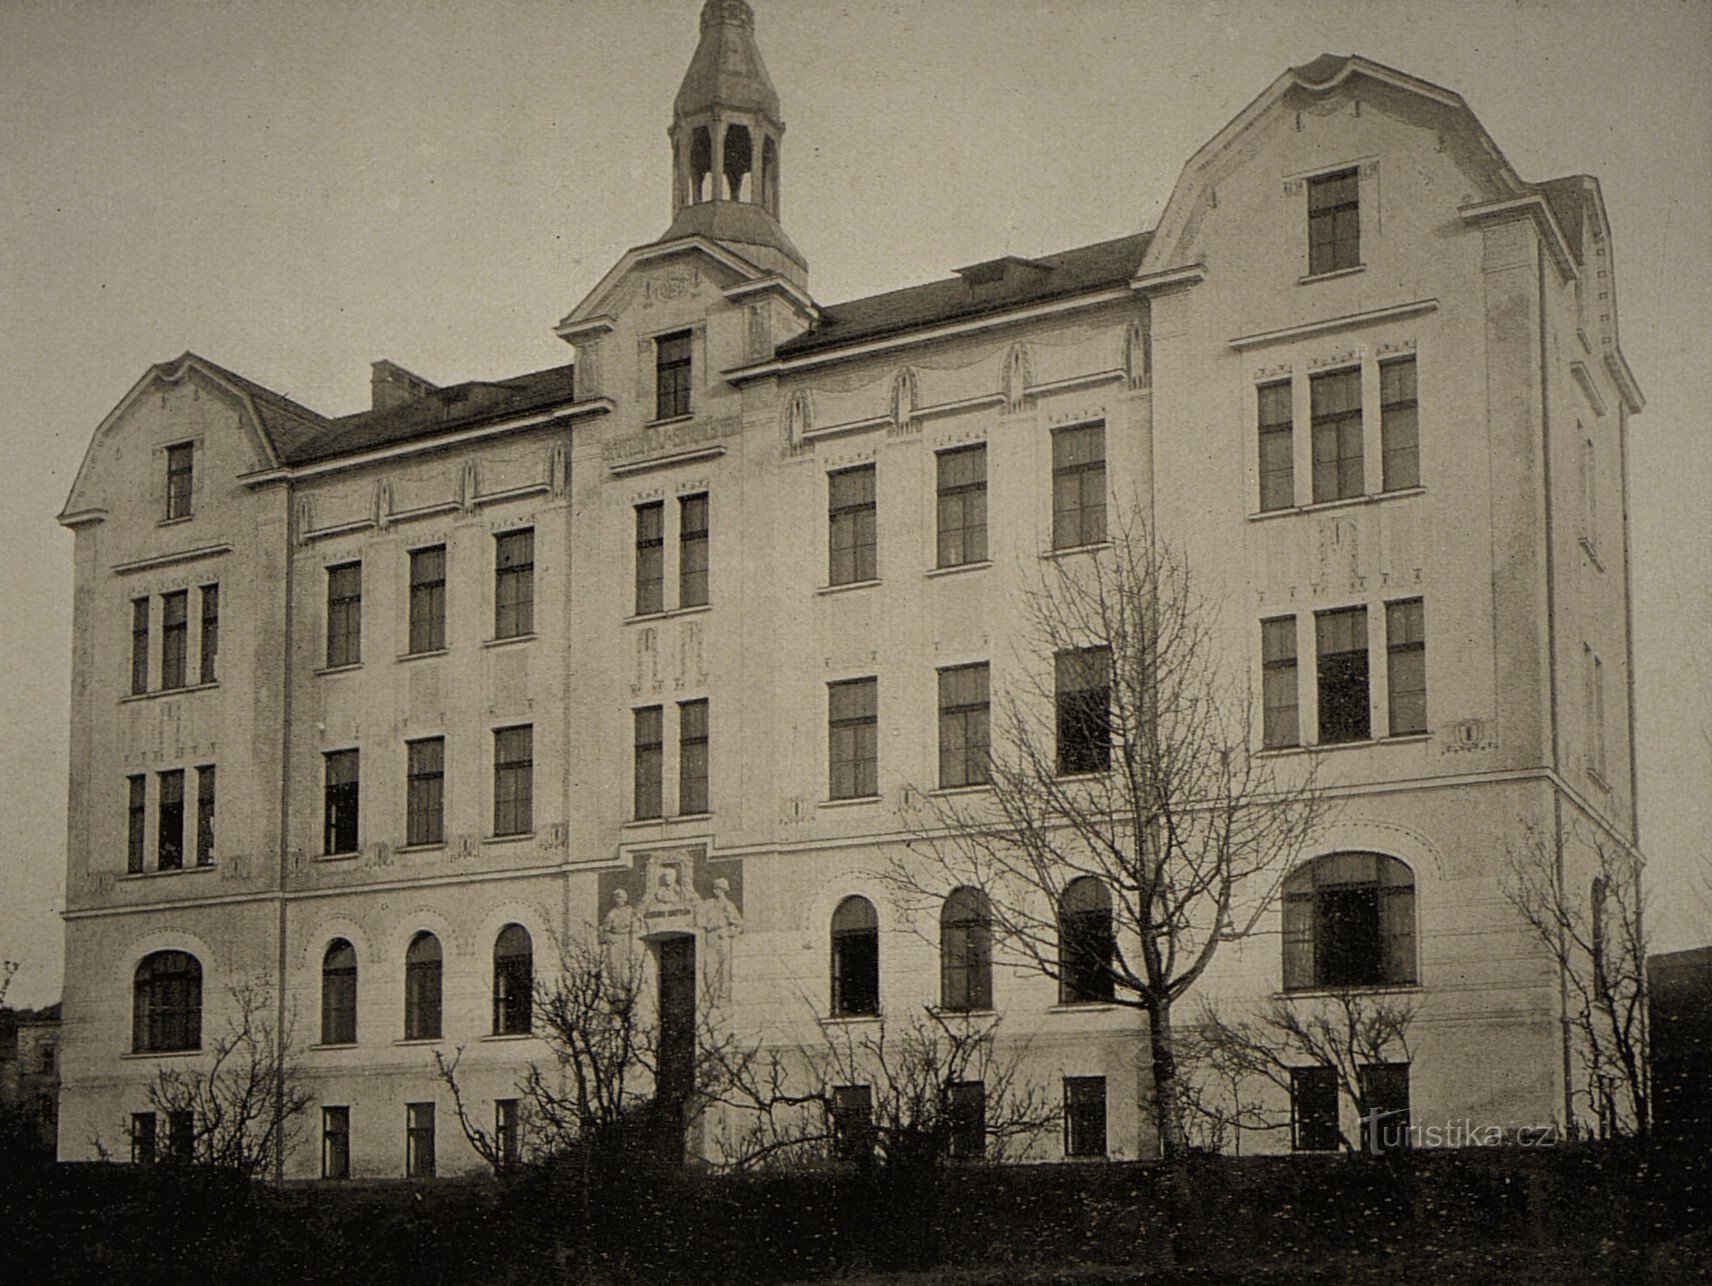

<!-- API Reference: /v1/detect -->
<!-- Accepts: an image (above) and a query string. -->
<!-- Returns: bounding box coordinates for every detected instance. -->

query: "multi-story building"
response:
[55,1,1642,1174]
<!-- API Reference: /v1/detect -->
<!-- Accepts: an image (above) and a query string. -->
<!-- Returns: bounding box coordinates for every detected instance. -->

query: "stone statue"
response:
[602,888,638,987]
[651,864,690,906]
[699,877,743,1003]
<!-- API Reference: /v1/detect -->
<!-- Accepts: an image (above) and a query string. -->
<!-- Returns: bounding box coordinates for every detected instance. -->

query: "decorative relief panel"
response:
[888,367,921,437]
[1002,343,1033,414]
[598,847,744,1004]
[1313,516,1364,593]
[632,627,661,696]
[643,266,703,307]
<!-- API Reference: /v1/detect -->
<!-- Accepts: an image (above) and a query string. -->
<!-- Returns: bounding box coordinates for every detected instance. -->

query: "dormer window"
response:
[1307,169,1360,275]
[165,442,194,520]
[655,331,693,421]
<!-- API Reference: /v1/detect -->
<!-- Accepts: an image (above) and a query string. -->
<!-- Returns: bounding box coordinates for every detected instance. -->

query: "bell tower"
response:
[662,0,806,287]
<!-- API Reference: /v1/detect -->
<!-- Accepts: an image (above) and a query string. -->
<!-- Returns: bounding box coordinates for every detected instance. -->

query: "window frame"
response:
[939,886,993,1012]
[1258,380,1295,512]
[1262,616,1300,749]
[495,1099,521,1169]
[634,502,665,616]
[679,493,710,608]
[321,938,358,1047]
[405,737,445,848]
[828,677,879,800]
[828,464,878,587]
[403,932,443,1042]
[156,768,185,871]
[633,706,664,820]
[491,923,533,1037]
[1360,1061,1412,1154]
[935,444,988,569]
[1315,606,1370,744]
[492,724,534,837]
[1385,599,1426,737]
[945,1080,987,1161]
[830,1084,875,1165]
[127,774,147,874]
[678,699,710,816]
[1282,852,1417,992]
[1291,1064,1341,1151]
[1380,357,1419,492]
[198,584,219,685]
[407,545,447,655]
[131,1111,157,1165]
[1309,368,1364,504]
[1058,877,1116,1005]
[130,597,150,695]
[165,441,194,520]
[194,764,216,867]
[937,662,991,790]
[405,1101,436,1178]
[325,562,363,668]
[830,895,880,1018]
[321,1105,351,1179]
[323,748,360,856]
[1051,423,1107,551]
[1306,168,1360,277]
[493,528,535,640]
[654,329,693,421]
[132,950,202,1053]
[1063,1076,1108,1158]
[1054,646,1112,776]
[160,590,189,691]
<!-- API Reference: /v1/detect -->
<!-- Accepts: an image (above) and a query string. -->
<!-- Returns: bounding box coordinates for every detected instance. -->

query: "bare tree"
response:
[712,1009,1058,1173]
[1184,990,1416,1153]
[146,979,313,1177]
[890,515,1326,1157]
[1506,823,1649,1138]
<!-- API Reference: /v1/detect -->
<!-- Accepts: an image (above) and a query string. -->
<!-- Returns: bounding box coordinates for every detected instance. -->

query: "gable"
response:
[555,236,772,341]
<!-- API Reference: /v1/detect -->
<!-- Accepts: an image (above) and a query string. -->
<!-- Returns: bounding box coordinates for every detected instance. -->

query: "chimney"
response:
[371,360,438,412]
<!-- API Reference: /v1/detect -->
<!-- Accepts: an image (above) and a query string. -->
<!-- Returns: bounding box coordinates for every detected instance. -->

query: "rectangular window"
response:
[406,1102,436,1178]
[130,597,150,695]
[1307,168,1360,275]
[195,765,216,866]
[492,725,533,837]
[1385,599,1426,736]
[678,700,709,816]
[407,546,447,654]
[167,1110,194,1164]
[831,1084,874,1165]
[1581,432,1599,554]
[322,1107,351,1179]
[127,774,147,874]
[157,769,185,871]
[326,563,362,668]
[161,590,189,690]
[1291,1065,1340,1151]
[1310,369,1363,503]
[946,1080,986,1161]
[406,738,445,847]
[635,502,665,616]
[199,585,219,684]
[679,494,710,608]
[131,1111,157,1165]
[1360,1063,1411,1154]
[1380,358,1418,491]
[1258,381,1294,512]
[496,1099,521,1169]
[1262,617,1300,748]
[655,330,693,421]
[494,529,535,639]
[165,442,194,520]
[1063,1077,1108,1158]
[938,663,991,789]
[1052,424,1106,550]
[1316,607,1369,744]
[936,444,988,568]
[1590,649,1608,778]
[828,678,879,800]
[633,707,663,820]
[324,749,359,855]
[1055,647,1112,775]
[828,465,877,586]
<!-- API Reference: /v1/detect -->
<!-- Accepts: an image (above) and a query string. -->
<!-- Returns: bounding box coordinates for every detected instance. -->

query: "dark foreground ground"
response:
[3,1141,1708,1284]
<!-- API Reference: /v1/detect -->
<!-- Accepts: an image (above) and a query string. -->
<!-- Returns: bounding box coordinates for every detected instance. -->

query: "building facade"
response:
[56,1,1643,1175]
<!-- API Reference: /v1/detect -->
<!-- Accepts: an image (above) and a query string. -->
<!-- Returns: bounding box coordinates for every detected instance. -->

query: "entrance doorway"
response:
[656,935,696,1129]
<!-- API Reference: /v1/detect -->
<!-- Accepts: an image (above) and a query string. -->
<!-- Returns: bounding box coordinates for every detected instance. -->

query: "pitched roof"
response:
[281,363,576,466]
[777,231,1153,358]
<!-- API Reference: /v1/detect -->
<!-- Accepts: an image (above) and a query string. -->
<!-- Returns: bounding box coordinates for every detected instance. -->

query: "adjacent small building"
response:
[54,1,1644,1175]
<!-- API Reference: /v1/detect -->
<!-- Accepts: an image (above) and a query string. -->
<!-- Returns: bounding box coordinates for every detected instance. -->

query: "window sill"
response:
[817,579,881,596]
[1063,1153,1111,1163]
[925,560,992,580]
[1298,264,1366,285]
[393,1038,444,1047]
[157,515,195,528]
[314,852,360,864]
[1250,487,1424,522]
[1041,541,1111,561]
[1383,731,1431,745]
[396,648,449,664]
[819,1013,883,1028]
[625,603,712,625]
[819,795,881,810]
[484,633,537,649]
[1046,1002,1125,1015]
[123,1048,202,1060]
[480,1032,537,1043]
[485,832,536,846]
[397,842,445,854]
[623,816,666,829]
[928,783,992,799]
[928,1007,996,1019]
[646,414,696,430]
[316,662,363,677]
[120,865,215,881]
[310,1042,358,1052]
[1276,983,1420,1001]
[121,681,219,704]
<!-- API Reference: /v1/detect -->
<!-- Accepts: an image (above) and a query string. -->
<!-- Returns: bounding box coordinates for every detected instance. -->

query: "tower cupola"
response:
[662,0,805,284]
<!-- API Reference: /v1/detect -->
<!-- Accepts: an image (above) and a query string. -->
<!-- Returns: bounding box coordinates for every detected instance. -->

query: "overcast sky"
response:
[1,0,1707,1007]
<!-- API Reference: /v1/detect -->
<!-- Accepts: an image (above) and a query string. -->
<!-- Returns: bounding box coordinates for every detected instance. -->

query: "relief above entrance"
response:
[599,847,744,1003]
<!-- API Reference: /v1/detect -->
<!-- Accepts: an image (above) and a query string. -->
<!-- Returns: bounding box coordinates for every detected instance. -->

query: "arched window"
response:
[722,124,752,201]
[689,126,712,203]
[492,924,533,1036]
[940,887,992,1011]
[1058,878,1114,1004]
[321,939,357,1046]
[133,950,202,1052]
[830,896,879,1017]
[1282,853,1416,991]
[404,931,442,1041]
